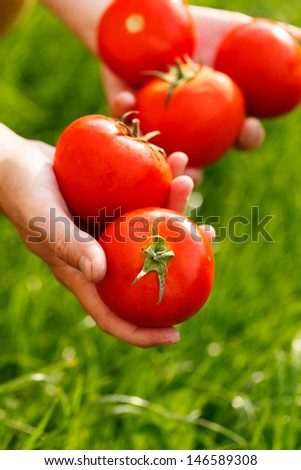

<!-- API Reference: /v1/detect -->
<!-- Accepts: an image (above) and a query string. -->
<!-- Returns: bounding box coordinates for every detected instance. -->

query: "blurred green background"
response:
[1,0,301,450]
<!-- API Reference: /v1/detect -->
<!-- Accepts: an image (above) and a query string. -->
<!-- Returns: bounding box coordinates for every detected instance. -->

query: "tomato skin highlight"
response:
[97,0,197,87]
[136,64,246,168]
[214,19,301,118]
[53,115,172,226]
[97,208,215,327]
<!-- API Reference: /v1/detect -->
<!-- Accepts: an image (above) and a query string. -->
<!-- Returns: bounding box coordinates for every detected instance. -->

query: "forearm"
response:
[41,0,112,54]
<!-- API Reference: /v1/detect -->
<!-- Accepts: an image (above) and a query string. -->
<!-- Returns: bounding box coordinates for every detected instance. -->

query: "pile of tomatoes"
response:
[53,0,301,330]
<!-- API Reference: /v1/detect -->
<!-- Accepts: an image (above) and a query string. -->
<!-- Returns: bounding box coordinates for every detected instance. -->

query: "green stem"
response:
[175,58,185,80]
[132,231,175,304]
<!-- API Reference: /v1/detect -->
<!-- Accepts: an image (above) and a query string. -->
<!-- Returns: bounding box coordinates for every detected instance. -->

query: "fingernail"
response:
[79,255,92,282]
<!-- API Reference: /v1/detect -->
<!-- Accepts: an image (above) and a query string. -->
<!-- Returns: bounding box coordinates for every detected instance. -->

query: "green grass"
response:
[1,0,301,450]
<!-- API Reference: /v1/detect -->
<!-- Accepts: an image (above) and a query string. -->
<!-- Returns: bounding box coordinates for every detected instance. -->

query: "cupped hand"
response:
[0,123,194,347]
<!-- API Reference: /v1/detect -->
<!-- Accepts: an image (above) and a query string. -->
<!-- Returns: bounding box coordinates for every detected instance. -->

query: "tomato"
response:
[214,19,301,118]
[97,0,197,87]
[136,61,246,168]
[97,208,215,327]
[53,115,172,227]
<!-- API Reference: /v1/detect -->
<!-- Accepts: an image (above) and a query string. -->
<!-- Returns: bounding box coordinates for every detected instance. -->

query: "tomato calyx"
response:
[120,111,167,157]
[144,56,199,105]
[132,227,175,303]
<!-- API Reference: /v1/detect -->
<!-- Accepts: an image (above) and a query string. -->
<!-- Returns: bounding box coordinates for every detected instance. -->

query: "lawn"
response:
[0,0,301,450]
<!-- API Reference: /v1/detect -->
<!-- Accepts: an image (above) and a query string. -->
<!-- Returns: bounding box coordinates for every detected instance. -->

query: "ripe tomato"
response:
[136,61,246,168]
[97,0,197,87]
[97,208,215,327]
[53,115,172,226]
[214,19,301,118]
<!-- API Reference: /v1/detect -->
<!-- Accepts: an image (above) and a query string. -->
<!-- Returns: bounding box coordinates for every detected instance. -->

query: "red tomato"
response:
[214,19,301,118]
[97,0,197,87]
[53,115,172,226]
[136,62,246,168]
[97,208,215,327]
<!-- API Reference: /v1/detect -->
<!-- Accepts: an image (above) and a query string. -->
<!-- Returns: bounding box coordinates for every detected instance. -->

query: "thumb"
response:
[50,214,107,283]
[28,207,107,283]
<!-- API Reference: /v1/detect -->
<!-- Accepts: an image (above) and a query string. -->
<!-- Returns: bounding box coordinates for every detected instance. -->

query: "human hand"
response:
[42,1,301,164]
[0,123,196,347]
[99,6,301,175]
[101,6,267,163]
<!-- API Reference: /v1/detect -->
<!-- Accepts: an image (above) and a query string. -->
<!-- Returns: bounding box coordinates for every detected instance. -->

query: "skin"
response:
[0,124,194,348]
[41,1,301,154]
[42,0,267,162]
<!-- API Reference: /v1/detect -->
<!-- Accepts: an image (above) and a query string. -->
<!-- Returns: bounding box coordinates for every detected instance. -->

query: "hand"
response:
[99,6,301,167]
[0,123,194,348]
[42,0,301,155]
[43,1,301,182]
[41,0,266,163]
[101,6,267,161]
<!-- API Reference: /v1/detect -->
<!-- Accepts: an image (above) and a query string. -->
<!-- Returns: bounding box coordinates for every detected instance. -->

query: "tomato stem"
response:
[132,228,175,304]
[119,113,166,158]
[175,58,185,80]
[143,57,199,106]
[132,118,140,138]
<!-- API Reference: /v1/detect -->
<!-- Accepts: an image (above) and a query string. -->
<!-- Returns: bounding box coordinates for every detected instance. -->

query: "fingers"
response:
[166,152,194,213]
[167,151,189,178]
[43,215,107,283]
[110,91,137,119]
[95,305,181,348]
[199,224,216,243]
[235,117,266,151]
[14,148,108,283]
[167,152,203,188]
[29,219,107,284]
[19,180,107,283]
[166,175,194,214]
[54,264,180,348]
[184,167,204,187]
